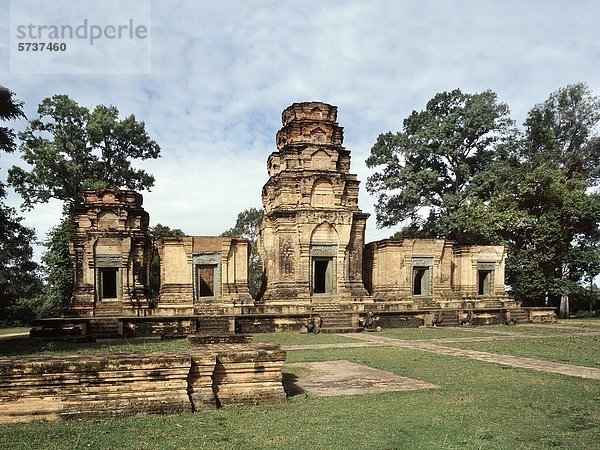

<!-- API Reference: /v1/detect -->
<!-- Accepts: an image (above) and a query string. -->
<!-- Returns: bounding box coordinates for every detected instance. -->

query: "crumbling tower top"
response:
[276,102,344,150]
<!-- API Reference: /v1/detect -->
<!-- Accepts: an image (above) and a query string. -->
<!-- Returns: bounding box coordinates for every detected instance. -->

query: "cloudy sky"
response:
[1,0,599,260]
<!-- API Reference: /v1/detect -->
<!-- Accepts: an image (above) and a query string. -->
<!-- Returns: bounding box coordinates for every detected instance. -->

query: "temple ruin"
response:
[68,189,153,316]
[156,236,253,315]
[54,101,554,336]
[363,239,513,308]
[257,102,369,307]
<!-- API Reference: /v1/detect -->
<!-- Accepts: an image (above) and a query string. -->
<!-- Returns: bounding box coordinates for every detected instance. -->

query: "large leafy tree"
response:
[9,95,160,211]
[8,95,161,315]
[367,84,600,312]
[507,83,600,313]
[0,87,42,324]
[222,207,263,299]
[475,161,600,309]
[366,89,513,241]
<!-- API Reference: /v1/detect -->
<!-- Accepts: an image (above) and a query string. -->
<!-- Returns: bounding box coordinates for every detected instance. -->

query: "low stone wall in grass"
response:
[0,343,286,424]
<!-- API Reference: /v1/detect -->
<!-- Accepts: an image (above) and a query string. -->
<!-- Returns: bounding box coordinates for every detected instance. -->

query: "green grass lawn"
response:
[562,318,600,329]
[442,335,600,369]
[1,335,599,449]
[476,324,597,335]
[377,326,496,340]
[251,331,358,346]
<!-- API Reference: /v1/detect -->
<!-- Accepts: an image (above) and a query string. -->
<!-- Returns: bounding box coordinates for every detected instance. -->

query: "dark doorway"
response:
[101,269,118,299]
[198,265,216,297]
[478,270,492,295]
[313,258,333,294]
[413,267,430,296]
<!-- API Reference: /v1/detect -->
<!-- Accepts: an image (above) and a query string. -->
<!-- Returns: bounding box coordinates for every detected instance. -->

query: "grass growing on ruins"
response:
[0,336,197,357]
[2,337,600,449]
[0,333,357,357]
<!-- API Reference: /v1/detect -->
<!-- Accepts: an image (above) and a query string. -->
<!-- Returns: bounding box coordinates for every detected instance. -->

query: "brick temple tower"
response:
[257,102,370,307]
[69,189,152,316]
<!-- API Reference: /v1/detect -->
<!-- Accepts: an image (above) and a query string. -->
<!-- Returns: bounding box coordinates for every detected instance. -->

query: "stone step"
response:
[197,316,231,334]
[311,303,341,313]
[320,326,363,334]
[318,316,353,328]
[509,309,529,323]
[436,310,460,327]
[483,300,504,309]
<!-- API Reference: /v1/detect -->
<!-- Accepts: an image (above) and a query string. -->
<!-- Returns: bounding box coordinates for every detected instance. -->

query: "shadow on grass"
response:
[282,372,305,397]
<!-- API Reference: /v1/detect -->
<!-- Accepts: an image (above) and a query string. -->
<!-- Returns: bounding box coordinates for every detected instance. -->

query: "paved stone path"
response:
[344,333,600,380]
[282,325,600,381]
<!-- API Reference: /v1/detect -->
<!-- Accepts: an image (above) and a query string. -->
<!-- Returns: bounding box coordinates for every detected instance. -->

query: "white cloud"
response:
[1,0,600,259]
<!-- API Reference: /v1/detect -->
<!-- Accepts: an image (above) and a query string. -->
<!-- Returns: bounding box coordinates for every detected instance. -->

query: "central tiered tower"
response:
[257,102,369,308]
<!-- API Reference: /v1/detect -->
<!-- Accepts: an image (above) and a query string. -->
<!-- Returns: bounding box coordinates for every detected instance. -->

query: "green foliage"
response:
[366,88,513,239]
[369,84,600,308]
[37,216,75,317]
[7,95,161,317]
[148,224,185,301]
[0,204,42,323]
[0,87,42,325]
[222,207,263,299]
[471,161,600,305]
[8,94,161,210]
[522,82,600,183]
[221,208,263,241]
[0,86,25,153]
[497,84,600,306]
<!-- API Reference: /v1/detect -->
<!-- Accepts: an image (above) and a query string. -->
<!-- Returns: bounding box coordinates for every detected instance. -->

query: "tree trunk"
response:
[559,294,569,319]
[558,263,570,319]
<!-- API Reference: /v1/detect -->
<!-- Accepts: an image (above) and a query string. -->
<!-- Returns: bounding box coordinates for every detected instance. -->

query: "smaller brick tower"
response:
[69,189,152,316]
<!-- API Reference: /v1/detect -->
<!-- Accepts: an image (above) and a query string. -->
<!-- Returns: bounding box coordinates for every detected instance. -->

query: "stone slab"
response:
[285,360,437,397]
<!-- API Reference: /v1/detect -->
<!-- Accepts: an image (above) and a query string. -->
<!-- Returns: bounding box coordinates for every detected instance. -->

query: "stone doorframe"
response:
[310,245,337,296]
[193,253,221,301]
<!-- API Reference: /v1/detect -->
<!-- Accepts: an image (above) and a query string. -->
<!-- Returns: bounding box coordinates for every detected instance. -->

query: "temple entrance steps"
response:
[197,316,231,335]
[435,310,460,327]
[482,299,505,309]
[314,311,362,334]
[509,309,529,324]
[89,318,120,338]
[93,302,123,316]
